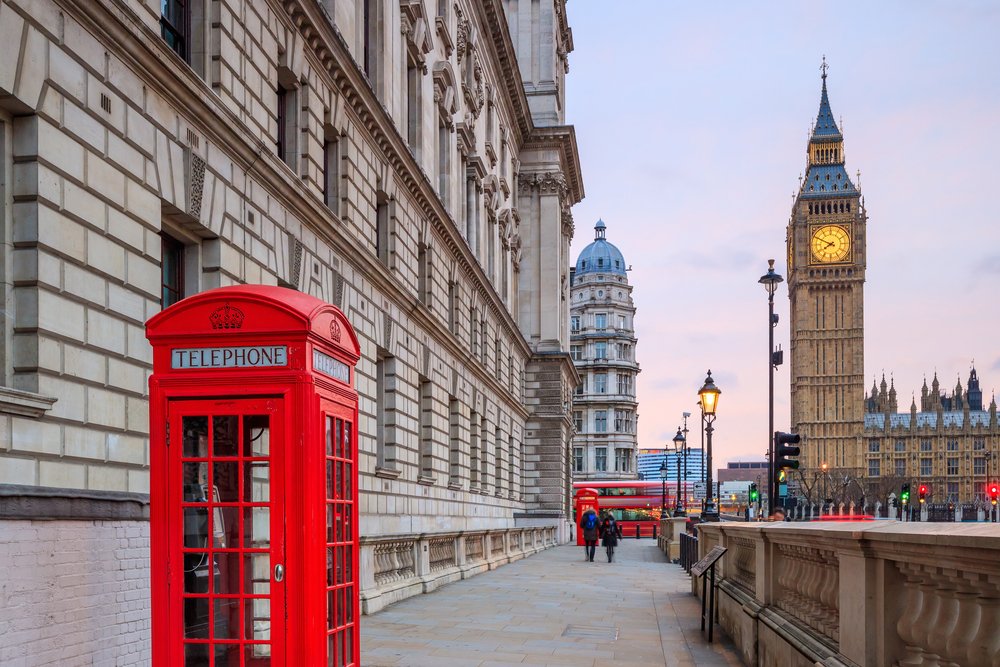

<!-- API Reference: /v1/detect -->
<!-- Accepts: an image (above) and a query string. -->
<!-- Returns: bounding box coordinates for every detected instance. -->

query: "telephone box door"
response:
[168,397,286,666]
[320,398,359,666]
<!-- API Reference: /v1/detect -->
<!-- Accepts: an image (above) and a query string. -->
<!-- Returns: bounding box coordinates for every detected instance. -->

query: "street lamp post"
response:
[698,370,722,521]
[681,412,690,514]
[672,428,686,516]
[758,259,783,515]
[659,461,668,522]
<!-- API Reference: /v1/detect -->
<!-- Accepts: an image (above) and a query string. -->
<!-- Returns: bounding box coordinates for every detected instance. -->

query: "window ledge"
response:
[417,474,436,486]
[0,387,57,418]
[375,466,402,480]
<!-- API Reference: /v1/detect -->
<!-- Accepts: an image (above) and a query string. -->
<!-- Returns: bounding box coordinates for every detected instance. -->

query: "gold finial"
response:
[820,55,829,81]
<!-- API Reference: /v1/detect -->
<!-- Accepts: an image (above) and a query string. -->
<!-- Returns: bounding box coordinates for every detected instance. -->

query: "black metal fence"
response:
[680,532,698,572]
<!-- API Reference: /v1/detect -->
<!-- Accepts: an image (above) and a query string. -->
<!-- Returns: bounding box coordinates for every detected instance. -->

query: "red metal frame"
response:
[147,285,360,666]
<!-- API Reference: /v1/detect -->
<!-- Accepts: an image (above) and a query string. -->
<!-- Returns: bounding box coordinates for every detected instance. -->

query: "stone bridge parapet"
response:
[694,520,1000,667]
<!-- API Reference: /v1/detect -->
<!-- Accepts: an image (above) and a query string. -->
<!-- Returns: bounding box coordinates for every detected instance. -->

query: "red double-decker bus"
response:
[572,481,677,537]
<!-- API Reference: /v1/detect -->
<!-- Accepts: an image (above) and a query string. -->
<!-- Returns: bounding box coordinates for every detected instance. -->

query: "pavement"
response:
[360,540,744,667]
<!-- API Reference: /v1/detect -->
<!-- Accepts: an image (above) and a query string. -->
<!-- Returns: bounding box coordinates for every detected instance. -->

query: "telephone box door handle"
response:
[274,564,285,582]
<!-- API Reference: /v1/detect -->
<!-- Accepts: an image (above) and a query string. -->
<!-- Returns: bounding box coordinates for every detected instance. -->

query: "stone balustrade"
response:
[694,521,1000,667]
[359,526,557,614]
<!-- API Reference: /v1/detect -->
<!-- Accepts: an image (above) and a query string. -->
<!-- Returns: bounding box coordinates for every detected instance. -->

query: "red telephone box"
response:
[575,488,599,546]
[146,285,360,666]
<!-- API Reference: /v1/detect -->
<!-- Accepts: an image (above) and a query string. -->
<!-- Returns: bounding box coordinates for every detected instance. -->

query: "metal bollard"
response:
[653,525,657,539]
[635,525,640,539]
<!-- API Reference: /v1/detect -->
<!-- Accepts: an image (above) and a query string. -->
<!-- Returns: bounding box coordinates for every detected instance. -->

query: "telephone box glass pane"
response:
[184,643,210,665]
[244,415,270,457]
[214,462,238,502]
[246,462,270,503]
[245,554,270,595]
[214,598,239,638]
[213,416,239,457]
[244,507,270,548]
[183,417,208,457]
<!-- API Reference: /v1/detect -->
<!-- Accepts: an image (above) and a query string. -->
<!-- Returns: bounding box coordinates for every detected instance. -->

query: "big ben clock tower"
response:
[787,60,866,474]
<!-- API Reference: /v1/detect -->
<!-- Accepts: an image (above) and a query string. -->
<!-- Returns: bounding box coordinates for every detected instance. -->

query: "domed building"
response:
[569,220,640,480]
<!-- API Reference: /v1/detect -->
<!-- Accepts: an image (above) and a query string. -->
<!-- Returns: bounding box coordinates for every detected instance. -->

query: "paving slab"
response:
[361,541,744,666]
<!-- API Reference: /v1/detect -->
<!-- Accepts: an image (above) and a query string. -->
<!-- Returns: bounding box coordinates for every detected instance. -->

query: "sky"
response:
[563,1,1000,465]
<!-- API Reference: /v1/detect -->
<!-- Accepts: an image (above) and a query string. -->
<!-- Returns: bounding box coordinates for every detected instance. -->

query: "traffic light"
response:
[749,483,759,502]
[990,484,999,506]
[918,484,928,504]
[774,431,801,471]
[900,483,910,505]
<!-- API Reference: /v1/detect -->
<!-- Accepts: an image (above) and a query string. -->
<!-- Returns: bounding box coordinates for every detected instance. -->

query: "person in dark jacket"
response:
[600,513,619,562]
[579,509,600,562]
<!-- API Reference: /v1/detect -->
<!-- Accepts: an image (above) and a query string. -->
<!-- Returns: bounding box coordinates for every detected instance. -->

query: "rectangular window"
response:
[469,409,480,489]
[595,410,607,433]
[947,457,959,476]
[895,458,906,477]
[894,440,906,453]
[920,457,932,476]
[570,316,580,332]
[570,345,582,361]
[449,397,461,487]
[868,439,880,453]
[974,457,986,476]
[160,233,185,308]
[594,342,607,360]
[438,121,450,206]
[617,374,631,395]
[161,0,189,60]
[573,447,584,473]
[614,410,624,432]
[595,313,607,330]
[376,352,397,469]
[947,440,959,452]
[418,244,432,307]
[363,0,380,82]
[920,439,932,452]
[947,482,959,502]
[448,280,458,334]
[594,373,607,394]
[974,438,986,451]
[419,377,434,479]
[615,448,631,473]
[375,191,389,265]
[323,132,341,213]
[617,315,626,329]
[595,447,607,472]
[406,59,420,153]
[276,84,298,168]
[975,481,986,501]
[625,412,634,434]
[574,379,584,396]
[573,411,583,433]
[868,458,880,477]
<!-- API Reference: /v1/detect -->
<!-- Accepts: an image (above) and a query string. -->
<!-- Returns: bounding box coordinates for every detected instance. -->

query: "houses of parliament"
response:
[786,63,1000,506]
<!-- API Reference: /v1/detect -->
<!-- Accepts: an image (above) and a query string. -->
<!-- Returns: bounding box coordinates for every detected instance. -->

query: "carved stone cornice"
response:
[522,125,584,205]
[474,0,533,142]
[400,0,433,74]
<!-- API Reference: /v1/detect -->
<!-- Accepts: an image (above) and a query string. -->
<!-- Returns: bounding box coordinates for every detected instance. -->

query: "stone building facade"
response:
[786,65,866,473]
[0,0,581,661]
[569,220,639,481]
[863,368,1000,505]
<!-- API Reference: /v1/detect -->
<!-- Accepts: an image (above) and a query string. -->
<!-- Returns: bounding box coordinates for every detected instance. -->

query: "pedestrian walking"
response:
[600,512,619,562]
[579,509,600,562]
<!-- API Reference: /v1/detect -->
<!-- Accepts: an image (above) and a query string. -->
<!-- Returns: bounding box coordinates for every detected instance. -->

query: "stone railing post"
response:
[838,546,877,665]
[416,534,431,577]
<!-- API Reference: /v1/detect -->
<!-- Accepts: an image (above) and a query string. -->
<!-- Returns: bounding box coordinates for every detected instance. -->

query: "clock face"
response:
[811,225,851,263]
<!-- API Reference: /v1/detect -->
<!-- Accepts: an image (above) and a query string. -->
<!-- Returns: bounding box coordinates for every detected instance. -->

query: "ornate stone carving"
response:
[187,152,206,220]
[330,318,342,343]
